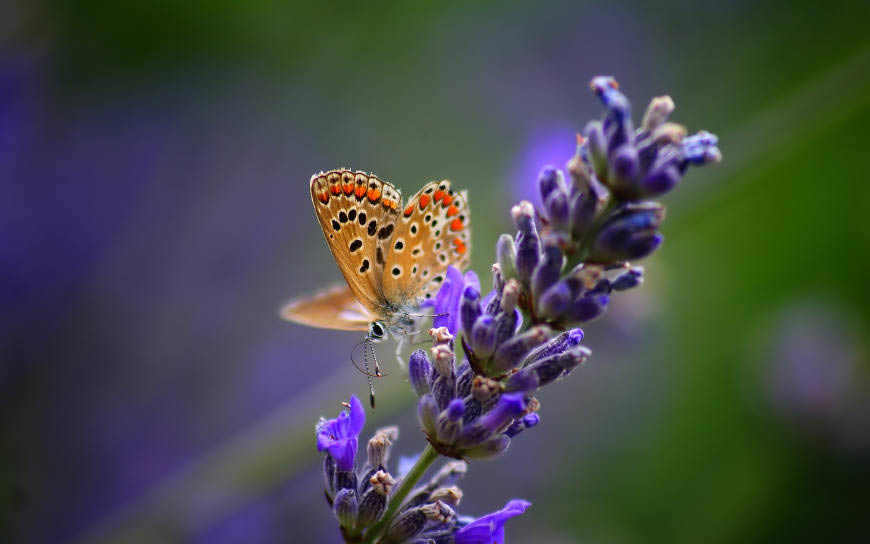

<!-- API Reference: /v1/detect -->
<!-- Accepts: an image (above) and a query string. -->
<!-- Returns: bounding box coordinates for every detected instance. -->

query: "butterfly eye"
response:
[369,321,386,340]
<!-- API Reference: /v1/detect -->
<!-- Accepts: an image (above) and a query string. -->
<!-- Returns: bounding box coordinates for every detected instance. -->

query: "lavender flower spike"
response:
[317,394,366,472]
[454,499,532,544]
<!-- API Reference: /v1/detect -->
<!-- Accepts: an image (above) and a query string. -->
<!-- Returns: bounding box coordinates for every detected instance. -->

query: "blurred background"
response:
[2,0,870,542]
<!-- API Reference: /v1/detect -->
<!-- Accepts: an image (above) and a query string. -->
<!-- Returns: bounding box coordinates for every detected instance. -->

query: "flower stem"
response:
[361,444,439,544]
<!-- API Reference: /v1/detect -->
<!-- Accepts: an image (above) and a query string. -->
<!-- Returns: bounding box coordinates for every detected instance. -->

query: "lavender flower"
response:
[311,75,720,544]
[317,394,365,472]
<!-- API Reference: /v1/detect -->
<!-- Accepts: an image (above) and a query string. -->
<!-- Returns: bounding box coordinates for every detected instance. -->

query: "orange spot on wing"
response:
[367,188,381,202]
[317,193,329,203]
[446,205,459,217]
[404,205,414,217]
[441,194,453,206]
[433,190,444,202]
[453,238,462,245]
[343,183,354,195]
[450,218,463,231]
[355,185,366,198]
[330,185,341,195]
[419,194,431,208]
[455,242,467,255]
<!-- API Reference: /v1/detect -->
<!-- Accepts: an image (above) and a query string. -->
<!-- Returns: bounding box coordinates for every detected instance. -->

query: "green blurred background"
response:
[2,0,869,542]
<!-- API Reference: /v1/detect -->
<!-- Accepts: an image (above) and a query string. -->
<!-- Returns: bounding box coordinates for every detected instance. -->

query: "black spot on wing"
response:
[378,224,394,240]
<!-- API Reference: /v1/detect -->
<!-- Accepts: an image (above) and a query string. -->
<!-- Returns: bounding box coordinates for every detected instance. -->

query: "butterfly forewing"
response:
[383,180,471,302]
[309,169,403,319]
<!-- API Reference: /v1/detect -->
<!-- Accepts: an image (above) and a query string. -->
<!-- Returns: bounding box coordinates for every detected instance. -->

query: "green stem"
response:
[361,444,439,544]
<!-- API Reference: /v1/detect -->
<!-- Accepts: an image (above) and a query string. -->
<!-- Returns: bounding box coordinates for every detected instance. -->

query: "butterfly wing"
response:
[310,169,404,320]
[382,180,471,303]
[279,285,373,331]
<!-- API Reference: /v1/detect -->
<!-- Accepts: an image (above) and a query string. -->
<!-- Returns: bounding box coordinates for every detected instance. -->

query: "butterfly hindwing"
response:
[279,285,373,331]
[383,180,471,302]
[310,169,403,319]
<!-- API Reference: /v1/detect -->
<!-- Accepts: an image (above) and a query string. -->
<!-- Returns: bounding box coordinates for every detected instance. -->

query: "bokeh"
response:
[3,1,869,542]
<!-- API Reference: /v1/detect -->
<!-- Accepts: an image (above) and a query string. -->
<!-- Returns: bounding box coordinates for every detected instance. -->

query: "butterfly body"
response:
[281,169,471,338]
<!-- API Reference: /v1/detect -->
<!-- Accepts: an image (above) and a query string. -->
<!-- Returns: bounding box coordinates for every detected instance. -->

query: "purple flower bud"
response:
[570,191,598,240]
[385,508,427,542]
[446,398,465,421]
[491,326,550,374]
[527,346,591,387]
[408,350,432,397]
[460,284,482,338]
[505,413,540,437]
[566,294,609,323]
[531,239,564,301]
[437,398,466,443]
[544,187,570,229]
[462,396,482,424]
[332,488,357,528]
[585,120,609,177]
[511,201,540,284]
[592,203,665,262]
[470,315,497,359]
[611,143,640,183]
[537,166,563,201]
[611,266,644,291]
[479,393,527,434]
[464,434,511,460]
[682,130,721,166]
[417,393,439,437]
[640,164,680,197]
[496,234,518,280]
[492,307,520,348]
[537,280,572,318]
[432,373,456,410]
[504,367,540,393]
[628,232,663,260]
[524,328,585,365]
[455,360,474,398]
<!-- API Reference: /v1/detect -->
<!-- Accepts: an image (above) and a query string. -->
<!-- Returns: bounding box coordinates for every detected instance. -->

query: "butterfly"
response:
[280,169,471,403]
